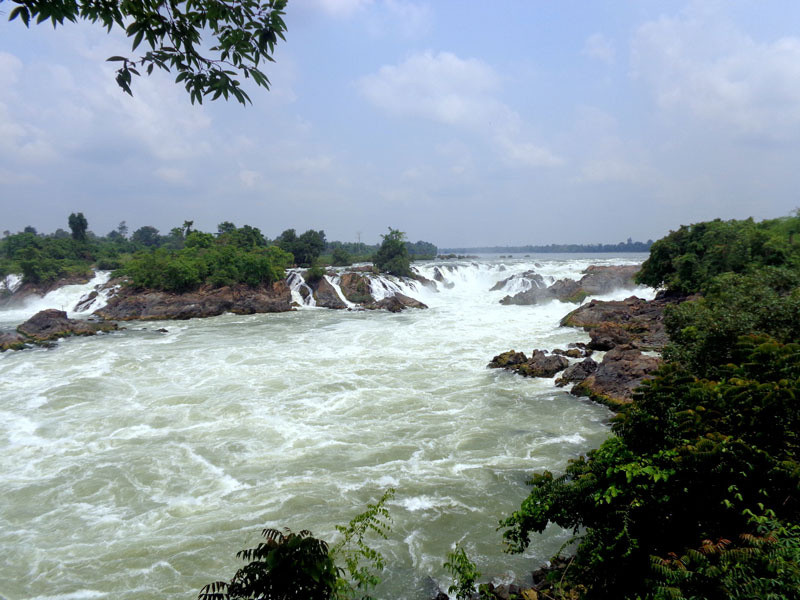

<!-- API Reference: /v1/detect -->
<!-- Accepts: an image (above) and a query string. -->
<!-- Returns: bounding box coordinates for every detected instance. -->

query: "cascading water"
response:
[0,255,652,600]
[0,271,113,329]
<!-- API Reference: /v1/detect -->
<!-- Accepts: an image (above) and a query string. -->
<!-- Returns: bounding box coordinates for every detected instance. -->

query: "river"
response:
[0,255,651,600]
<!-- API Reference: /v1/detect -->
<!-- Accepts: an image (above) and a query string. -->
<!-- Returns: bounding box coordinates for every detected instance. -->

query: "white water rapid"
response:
[0,255,653,600]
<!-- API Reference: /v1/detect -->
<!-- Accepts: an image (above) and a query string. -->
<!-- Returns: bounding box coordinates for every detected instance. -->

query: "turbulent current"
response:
[0,255,652,600]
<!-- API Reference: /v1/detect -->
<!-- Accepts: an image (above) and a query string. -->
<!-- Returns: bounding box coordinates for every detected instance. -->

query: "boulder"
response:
[552,348,584,358]
[516,350,569,377]
[338,273,375,304]
[311,277,347,309]
[571,345,661,407]
[14,309,117,346]
[555,357,598,387]
[578,265,639,295]
[488,350,528,368]
[366,293,428,312]
[94,281,293,321]
[488,349,568,378]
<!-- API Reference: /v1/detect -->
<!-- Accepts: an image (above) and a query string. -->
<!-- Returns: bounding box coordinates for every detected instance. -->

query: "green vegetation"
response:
[199,489,394,600]
[7,0,288,105]
[373,228,412,277]
[502,213,800,599]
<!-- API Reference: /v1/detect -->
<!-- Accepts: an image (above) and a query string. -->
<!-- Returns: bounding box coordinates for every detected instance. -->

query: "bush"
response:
[373,228,411,277]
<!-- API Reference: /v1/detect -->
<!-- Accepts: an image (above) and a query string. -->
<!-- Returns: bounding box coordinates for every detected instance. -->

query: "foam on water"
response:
[0,255,651,600]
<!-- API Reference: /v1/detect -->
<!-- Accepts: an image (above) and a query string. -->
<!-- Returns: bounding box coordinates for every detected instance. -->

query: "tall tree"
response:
[5,0,288,104]
[68,212,88,242]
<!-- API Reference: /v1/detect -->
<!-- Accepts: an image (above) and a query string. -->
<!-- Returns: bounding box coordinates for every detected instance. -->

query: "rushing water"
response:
[0,255,652,600]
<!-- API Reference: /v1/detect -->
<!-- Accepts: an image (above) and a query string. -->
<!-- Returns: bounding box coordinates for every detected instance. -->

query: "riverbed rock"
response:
[555,357,598,387]
[561,292,690,351]
[490,270,545,292]
[499,264,641,306]
[310,277,347,309]
[365,293,428,312]
[15,309,118,344]
[489,349,569,377]
[338,273,375,304]
[571,345,661,407]
[94,281,293,320]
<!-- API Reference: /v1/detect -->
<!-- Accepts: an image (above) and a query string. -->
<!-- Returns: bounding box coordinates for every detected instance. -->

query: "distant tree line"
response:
[441,238,653,254]
[0,216,437,290]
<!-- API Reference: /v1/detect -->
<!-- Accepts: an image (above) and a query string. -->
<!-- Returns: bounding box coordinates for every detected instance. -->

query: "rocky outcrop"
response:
[338,273,375,304]
[571,345,661,407]
[310,277,347,309]
[500,264,639,306]
[488,349,569,378]
[560,291,690,351]
[1,309,118,351]
[94,281,293,320]
[365,293,428,313]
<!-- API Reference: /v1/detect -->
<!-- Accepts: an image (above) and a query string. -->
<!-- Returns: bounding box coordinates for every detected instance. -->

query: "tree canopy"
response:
[5,0,288,104]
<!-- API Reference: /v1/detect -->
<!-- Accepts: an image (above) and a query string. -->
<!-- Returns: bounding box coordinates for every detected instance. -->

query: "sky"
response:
[3,0,800,247]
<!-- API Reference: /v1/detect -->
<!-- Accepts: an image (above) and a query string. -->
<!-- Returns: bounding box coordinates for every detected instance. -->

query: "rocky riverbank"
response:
[490,290,688,408]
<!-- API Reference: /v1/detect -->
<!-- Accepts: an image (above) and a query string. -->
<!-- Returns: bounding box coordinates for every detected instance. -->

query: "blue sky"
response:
[3,0,800,246]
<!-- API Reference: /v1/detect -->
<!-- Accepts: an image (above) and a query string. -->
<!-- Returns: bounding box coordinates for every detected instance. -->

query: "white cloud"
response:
[632,9,800,139]
[358,51,562,167]
[366,0,432,37]
[315,0,373,17]
[583,33,615,64]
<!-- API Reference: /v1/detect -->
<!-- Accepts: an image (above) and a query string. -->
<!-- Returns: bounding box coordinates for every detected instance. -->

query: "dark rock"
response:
[552,348,583,358]
[587,323,634,350]
[561,293,690,351]
[310,277,347,309]
[488,350,528,368]
[155,328,169,333]
[516,350,569,377]
[365,293,428,312]
[338,273,375,304]
[0,332,27,352]
[11,309,118,350]
[555,357,598,387]
[94,281,293,321]
[489,349,568,377]
[578,265,639,295]
[571,345,661,407]
[74,290,99,312]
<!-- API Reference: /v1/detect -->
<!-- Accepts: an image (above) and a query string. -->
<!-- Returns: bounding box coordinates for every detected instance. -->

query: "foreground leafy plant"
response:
[199,488,395,600]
